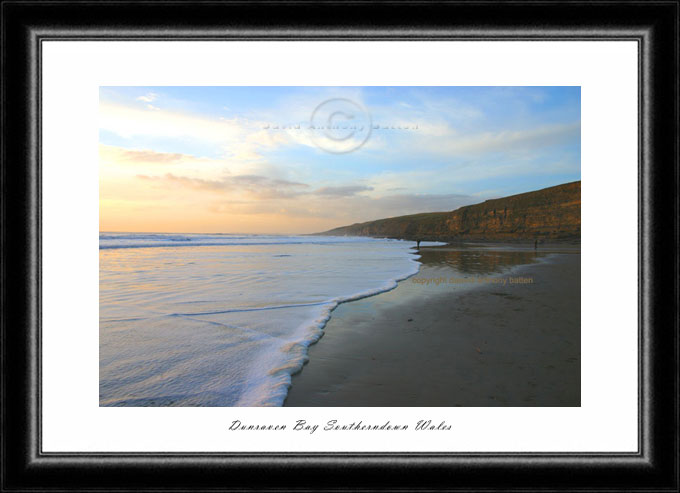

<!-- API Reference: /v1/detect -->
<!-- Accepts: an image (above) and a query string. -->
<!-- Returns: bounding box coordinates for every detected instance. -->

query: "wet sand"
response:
[284,244,580,407]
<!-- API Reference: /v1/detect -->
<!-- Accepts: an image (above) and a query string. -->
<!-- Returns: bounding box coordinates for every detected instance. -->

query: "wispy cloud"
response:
[203,191,479,225]
[423,122,580,156]
[137,173,310,200]
[136,92,158,103]
[314,185,374,197]
[100,145,193,165]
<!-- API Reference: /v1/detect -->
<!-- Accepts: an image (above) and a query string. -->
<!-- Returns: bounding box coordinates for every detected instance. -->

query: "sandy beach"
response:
[284,243,580,407]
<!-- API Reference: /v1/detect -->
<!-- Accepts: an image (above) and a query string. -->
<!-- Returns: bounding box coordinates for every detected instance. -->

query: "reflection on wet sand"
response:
[285,244,581,407]
[416,243,579,276]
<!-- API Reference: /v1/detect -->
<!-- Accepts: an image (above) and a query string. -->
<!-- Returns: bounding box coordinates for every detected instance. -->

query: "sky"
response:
[99,86,580,234]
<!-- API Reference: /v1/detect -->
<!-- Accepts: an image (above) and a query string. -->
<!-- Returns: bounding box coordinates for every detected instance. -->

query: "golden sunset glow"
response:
[99,87,581,233]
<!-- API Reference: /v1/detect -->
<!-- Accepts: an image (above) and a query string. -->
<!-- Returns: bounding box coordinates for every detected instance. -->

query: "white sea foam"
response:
[99,234,443,406]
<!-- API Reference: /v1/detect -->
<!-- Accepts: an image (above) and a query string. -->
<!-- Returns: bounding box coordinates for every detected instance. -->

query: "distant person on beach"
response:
[416,239,421,249]
[534,239,538,250]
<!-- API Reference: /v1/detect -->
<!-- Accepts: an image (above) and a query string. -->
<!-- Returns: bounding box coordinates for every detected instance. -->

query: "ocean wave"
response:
[98,233,418,250]
[99,235,425,407]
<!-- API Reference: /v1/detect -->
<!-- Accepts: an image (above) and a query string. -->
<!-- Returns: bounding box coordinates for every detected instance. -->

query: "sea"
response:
[99,233,437,406]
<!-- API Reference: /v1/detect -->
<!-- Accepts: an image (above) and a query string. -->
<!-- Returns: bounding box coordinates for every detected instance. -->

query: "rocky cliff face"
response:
[320,181,580,241]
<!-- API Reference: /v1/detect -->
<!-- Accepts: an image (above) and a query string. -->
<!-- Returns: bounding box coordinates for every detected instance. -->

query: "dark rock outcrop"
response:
[319,181,580,241]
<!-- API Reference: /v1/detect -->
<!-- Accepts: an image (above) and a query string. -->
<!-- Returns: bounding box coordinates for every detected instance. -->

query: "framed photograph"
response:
[2,1,678,490]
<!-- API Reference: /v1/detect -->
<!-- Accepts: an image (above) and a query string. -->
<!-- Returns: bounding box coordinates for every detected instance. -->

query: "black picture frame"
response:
[2,1,678,491]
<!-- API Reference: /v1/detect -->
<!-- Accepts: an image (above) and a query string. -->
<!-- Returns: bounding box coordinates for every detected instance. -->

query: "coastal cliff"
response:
[319,181,581,241]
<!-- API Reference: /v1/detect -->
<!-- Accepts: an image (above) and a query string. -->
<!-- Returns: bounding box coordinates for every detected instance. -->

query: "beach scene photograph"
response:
[99,86,581,407]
